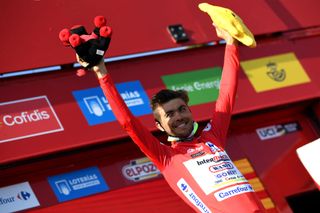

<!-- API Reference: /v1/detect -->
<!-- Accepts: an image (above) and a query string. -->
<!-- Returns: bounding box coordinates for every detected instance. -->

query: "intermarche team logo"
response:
[0,96,64,143]
[0,182,40,213]
[48,166,109,202]
[241,52,311,92]
[161,67,222,106]
[72,80,152,125]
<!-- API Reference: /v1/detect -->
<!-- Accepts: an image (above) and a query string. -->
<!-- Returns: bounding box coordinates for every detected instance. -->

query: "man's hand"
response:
[76,54,108,79]
[214,25,237,45]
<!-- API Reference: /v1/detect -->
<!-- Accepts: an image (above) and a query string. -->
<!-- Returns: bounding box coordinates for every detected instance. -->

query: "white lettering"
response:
[214,184,254,201]
[2,110,50,126]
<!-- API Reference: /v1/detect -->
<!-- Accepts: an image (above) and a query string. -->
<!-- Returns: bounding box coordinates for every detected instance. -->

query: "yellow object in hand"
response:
[199,3,256,48]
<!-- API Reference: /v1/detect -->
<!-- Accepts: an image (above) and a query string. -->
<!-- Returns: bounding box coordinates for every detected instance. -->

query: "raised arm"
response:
[209,28,239,148]
[81,58,172,171]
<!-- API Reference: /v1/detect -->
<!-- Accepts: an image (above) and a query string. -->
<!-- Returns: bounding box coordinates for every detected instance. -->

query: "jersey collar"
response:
[167,122,199,142]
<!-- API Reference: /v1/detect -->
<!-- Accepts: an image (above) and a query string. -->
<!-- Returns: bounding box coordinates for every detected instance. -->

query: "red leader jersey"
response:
[99,45,265,213]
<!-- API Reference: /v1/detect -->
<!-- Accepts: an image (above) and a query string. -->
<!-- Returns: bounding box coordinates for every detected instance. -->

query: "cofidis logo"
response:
[48,166,109,202]
[0,96,64,143]
[0,182,40,213]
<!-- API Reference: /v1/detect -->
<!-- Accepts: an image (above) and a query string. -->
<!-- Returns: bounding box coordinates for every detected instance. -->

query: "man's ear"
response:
[155,120,165,132]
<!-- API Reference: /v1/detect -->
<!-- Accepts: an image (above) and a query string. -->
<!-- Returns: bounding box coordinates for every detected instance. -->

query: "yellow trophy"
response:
[199,3,256,48]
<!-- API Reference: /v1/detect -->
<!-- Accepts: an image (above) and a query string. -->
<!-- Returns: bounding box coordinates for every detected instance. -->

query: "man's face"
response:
[155,98,194,138]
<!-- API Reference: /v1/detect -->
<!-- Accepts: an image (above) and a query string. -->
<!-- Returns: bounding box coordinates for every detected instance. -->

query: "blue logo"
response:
[48,166,109,202]
[180,183,188,192]
[72,81,152,125]
[17,191,31,200]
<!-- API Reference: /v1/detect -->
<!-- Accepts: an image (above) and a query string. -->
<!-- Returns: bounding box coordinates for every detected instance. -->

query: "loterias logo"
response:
[48,166,109,202]
[72,81,151,125]
[0,96,64,143]
[0,182,40,213]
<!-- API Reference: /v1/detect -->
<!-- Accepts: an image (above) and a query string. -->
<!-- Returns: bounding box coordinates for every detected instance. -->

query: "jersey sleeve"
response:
[209,44,239,148]
[99,74,172,171]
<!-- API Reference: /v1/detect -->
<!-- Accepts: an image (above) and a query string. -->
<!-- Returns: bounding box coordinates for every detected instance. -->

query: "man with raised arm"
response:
[77,26,264,212]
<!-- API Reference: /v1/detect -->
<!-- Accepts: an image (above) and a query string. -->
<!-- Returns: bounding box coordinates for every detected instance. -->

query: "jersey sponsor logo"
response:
[0,182,40,213]
[214,183,254,201]
[184,154,248,195]
[122,157,161,182]
[196,154,229,165]
[187,145,204,154]
[205,142,221,153]
[177,178,212,213]
[48,166,109,202]
[191,151,205,158]
[0,96,64,143]
[208,162,234,173]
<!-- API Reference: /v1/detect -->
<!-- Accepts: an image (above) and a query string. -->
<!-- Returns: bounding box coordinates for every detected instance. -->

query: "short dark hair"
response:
[151,89,189,113]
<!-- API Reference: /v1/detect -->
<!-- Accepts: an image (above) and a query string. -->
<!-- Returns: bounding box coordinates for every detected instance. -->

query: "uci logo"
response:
[256,125,286,140]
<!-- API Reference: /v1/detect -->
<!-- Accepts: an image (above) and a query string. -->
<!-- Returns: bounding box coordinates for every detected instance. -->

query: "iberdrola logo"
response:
[266,62,286,82]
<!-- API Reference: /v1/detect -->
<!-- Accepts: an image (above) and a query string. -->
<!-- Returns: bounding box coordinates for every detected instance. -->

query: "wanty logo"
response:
[266,62,286,82]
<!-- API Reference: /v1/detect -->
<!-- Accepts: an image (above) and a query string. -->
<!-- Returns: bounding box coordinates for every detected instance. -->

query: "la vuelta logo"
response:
[0,96,64,143]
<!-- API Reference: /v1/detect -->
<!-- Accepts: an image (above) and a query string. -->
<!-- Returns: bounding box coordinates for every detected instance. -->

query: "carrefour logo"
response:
[0,191,31,205]
[214,183,254,201]
[0,182,40,213]
[177,178,212,213]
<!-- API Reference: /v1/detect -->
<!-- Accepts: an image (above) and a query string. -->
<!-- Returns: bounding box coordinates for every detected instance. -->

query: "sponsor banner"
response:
[0,96,64,143]
[122,157,161,182]
[48,166,109,202]
[177,178,211,213]
[241,52,310,92]
[256,121,301,140]
[0,182,40,213]
[161,67,222,106]
[183,153,247,195]
[72,81,152,125]
[214,183,254,201]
